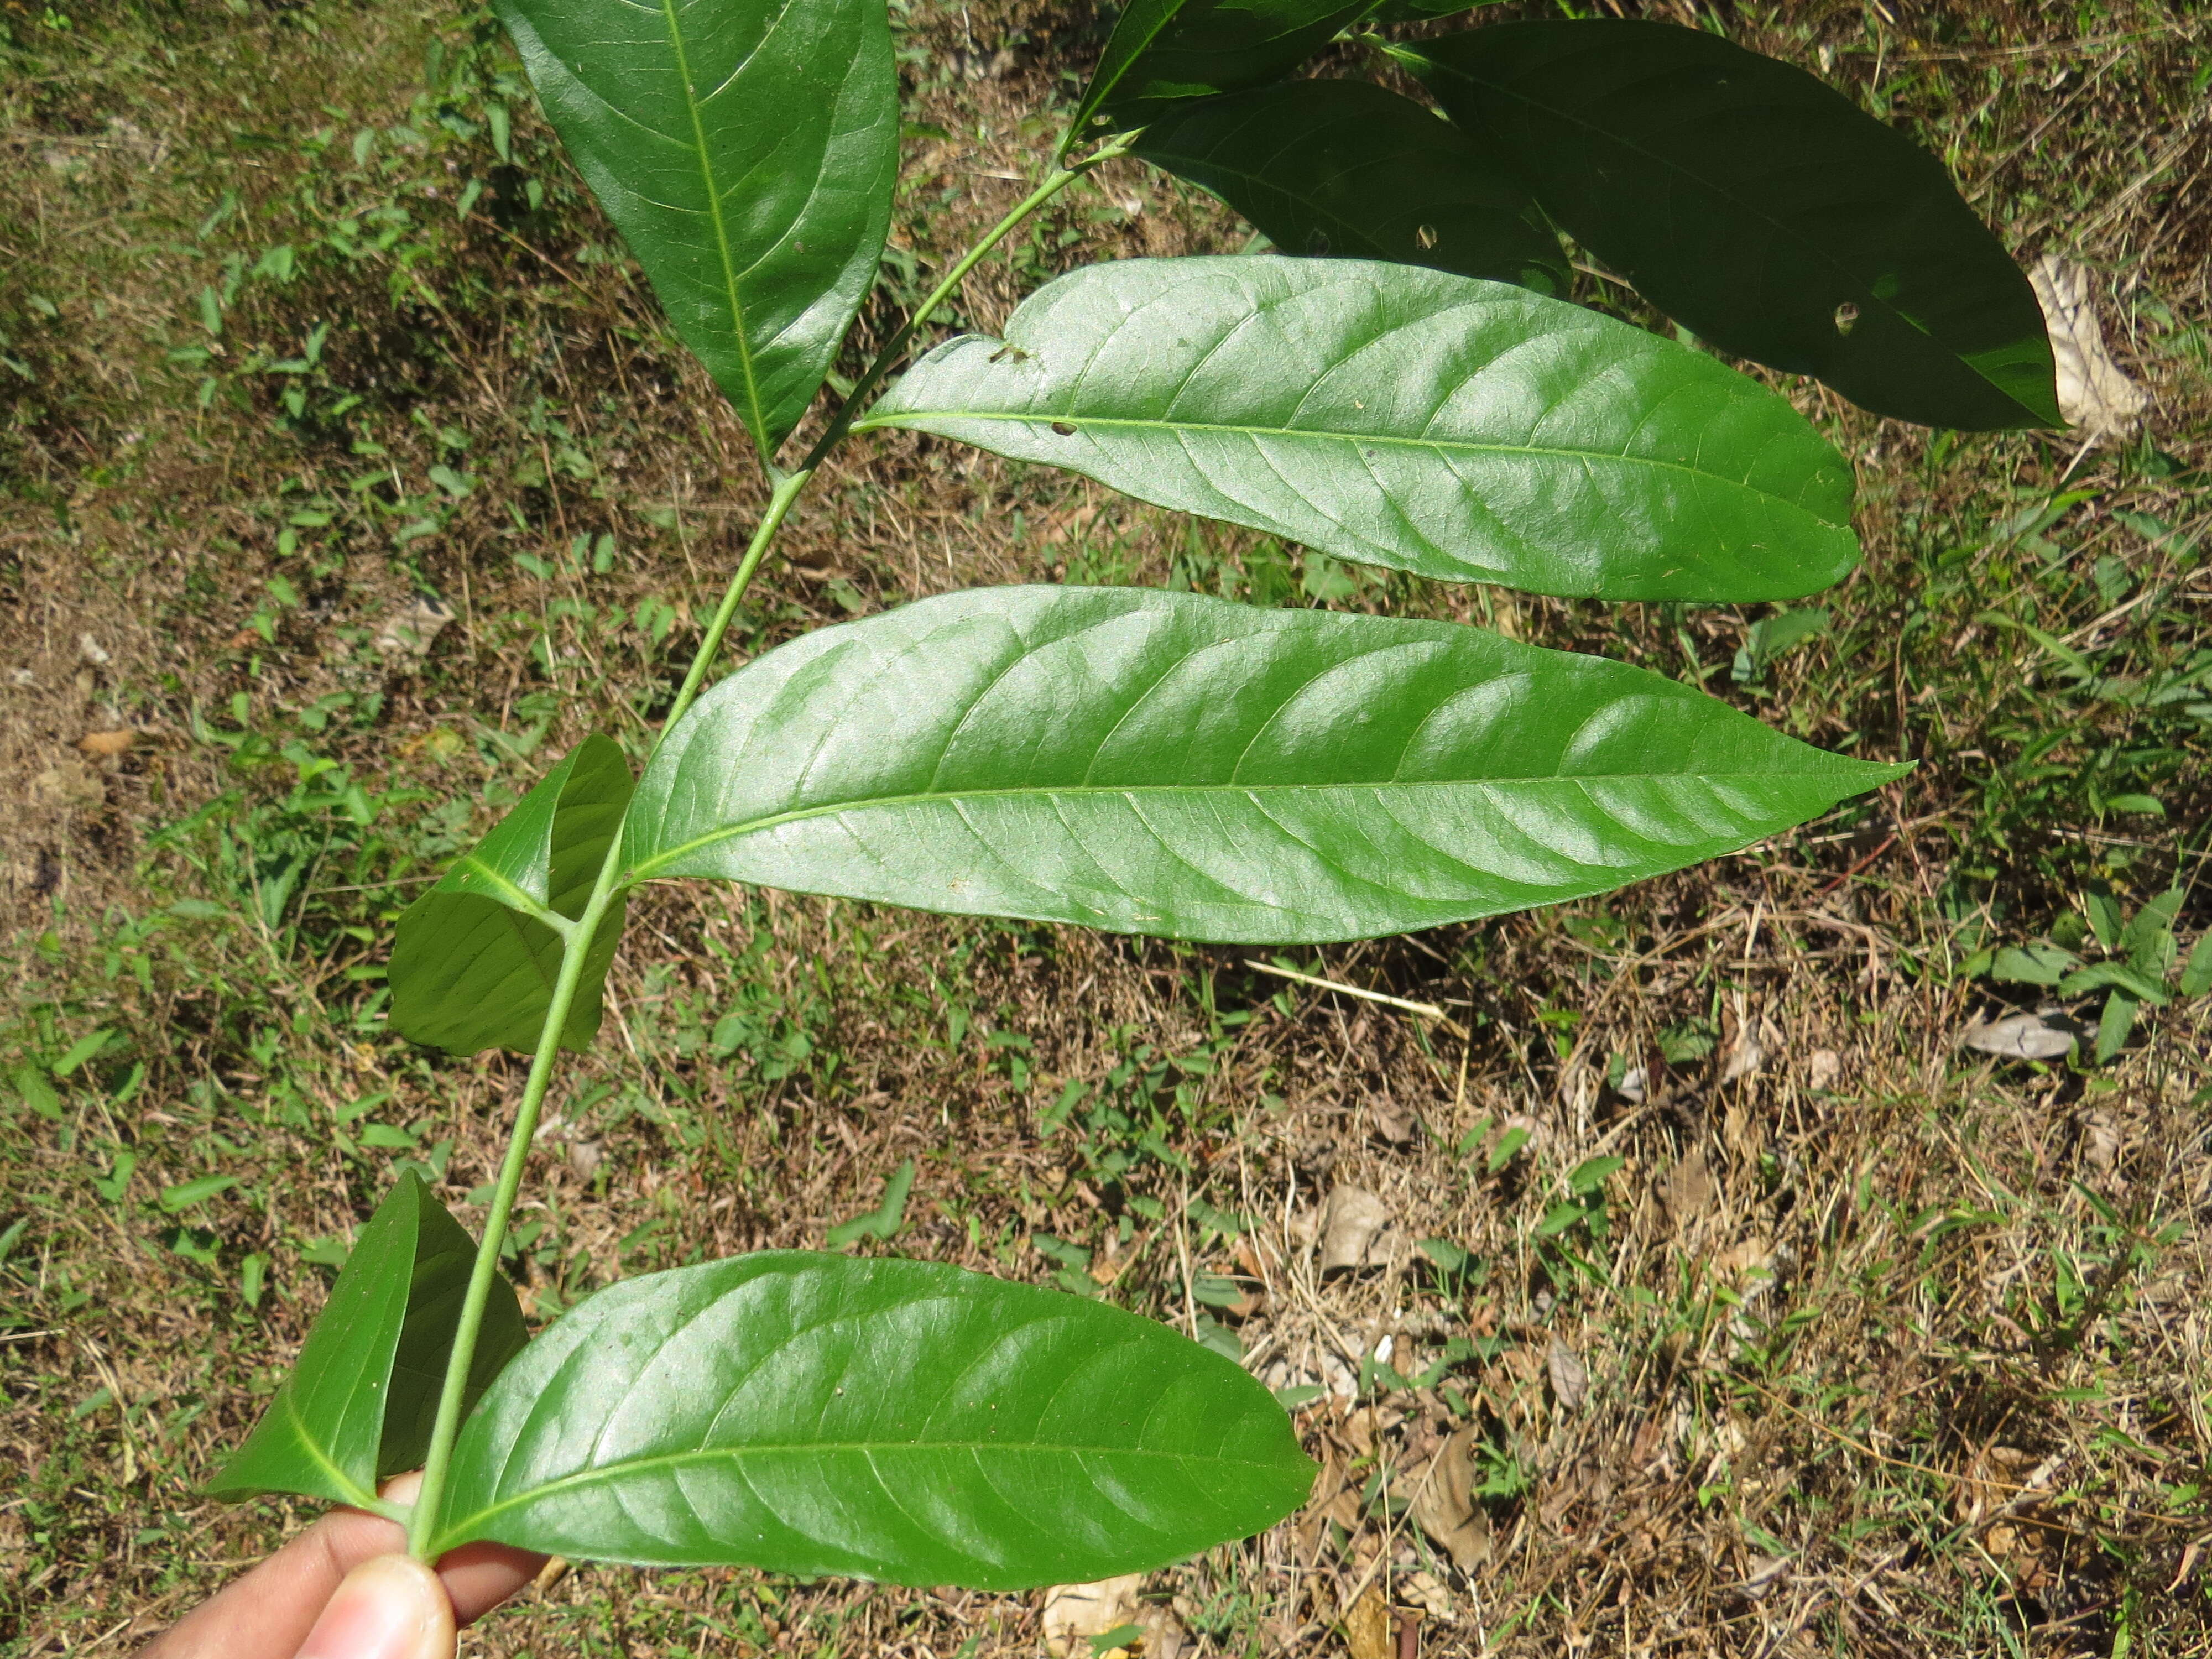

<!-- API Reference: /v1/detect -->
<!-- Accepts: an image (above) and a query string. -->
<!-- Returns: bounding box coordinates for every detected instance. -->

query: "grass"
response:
[3,0,2211,1654]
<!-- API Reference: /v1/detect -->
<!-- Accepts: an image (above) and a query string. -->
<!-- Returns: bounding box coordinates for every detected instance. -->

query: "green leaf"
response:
[2122,887,2183,976]
[2094,989,2138,1065]
[2085,890,2124,951]
[1070,0,1378,145]
[825,1158,915,1248]
[2179,933,2212,1000]
[860,257,1856,602]
[210,1172,526,1505]
[159,1174,238,1213]
[1404,22,2058,430]
[1989,943,2078,988]
[426,1253,1314,1585]
[2057,961,2169,1008]
[496,0,897,456]
[389,735,633,1056]
[1133,80,1569,295]
[620,586,1903,943]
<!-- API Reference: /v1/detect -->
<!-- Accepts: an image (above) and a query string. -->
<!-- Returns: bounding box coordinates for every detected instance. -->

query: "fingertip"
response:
[295,1556,453,1659]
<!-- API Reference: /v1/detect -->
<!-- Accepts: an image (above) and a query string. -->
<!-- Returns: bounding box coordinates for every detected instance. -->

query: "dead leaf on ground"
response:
[1662,1147,1715,1228]
[1341,1584,1392,1659]
[77,632,111,666]
[1738,1553,1792,1600]
[2029,254,2149,439]
[1041,1578,1186,1659]
[1805,1048,1844,1091]
[1407,1426,1492,1572]
[1319,1185,1395,1275]
[374,596,456,666]
[1720,1016,1778,1084]
[76,729,138,758]
[2079,1109,2120,1172]
[1547,1337,1589,1412]
[1371,1097,1418,1146]
[1960,1009,2078,1061]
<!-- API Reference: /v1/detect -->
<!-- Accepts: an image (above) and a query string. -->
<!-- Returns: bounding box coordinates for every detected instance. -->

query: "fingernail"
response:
[297,1556,452,1659]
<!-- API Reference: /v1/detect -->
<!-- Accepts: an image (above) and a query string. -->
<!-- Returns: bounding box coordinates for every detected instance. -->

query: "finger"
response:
[366,1475,544,1624]
[295,1556,452,1659]
[140,1486,542,1659]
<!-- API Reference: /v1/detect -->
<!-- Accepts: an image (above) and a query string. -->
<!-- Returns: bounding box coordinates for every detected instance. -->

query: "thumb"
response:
[294,1556,455,1659]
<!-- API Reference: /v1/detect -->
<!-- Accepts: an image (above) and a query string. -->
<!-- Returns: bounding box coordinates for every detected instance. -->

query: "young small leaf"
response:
[860,257,1856,602]
[1133,80,1569,294]
[619,586,1903,943]
[826,1158,916,1248]
[426,1253,1316,1586]
[1070,0,1378,144]
[495,0,898,456]
[1405,22,2058,430]
[390,735,633,1055]
[2094,989,2138,1065]
[1988,943,2077,988]
[209,1172,526,1505]
[2178,933,2212,1000]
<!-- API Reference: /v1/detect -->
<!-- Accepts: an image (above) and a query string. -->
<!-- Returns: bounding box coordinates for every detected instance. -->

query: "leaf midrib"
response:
[858,407,1839,521]
[435,1434,1301,1549]
[658,0,766,445]
[627,769,1856,881]
[1420,49,2035,416]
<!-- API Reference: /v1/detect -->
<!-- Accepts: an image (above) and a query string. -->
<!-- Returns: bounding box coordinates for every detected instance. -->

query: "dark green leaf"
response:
[427,1253,1313,1586]
[863,257,1856,602]
[1072,0,1378,142]
[159,1174,238,1212]
[389,735,632,1055]
[1133,81,1568,294]
[1405,21,2058,430]
[209,1173,526,1504]
[497,0,898,455]
[619,586,1902,943]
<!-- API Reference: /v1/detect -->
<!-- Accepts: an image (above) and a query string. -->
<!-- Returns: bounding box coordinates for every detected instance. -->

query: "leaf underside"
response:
[863,257,1857,602]
[618,586,1903,944]
[429,1253,1316,1587]
[1135,80,1569,296]
[496,0,898,455]
[1073,0,1378,142]
[208,1173,526,1504]
[389,735,633,1056]
[1410,20,2059,430]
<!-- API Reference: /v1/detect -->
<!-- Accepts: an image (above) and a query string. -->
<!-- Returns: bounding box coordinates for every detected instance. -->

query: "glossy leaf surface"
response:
[210,1173,526,1504]
[1407,21,2059,430]
[1134,81,1568,295]
[1071,0,1379,141]
[620,587,1902,943]
[429,1253,1314,1585]
[389,735,632,1055]
[497,0,898,455]
[862,257,1855,601]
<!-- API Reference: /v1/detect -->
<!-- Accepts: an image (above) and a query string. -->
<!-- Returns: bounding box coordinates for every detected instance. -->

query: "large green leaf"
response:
[1070,0,1379,144]
[859,257,1855,602]
[389,735,632,1056]
[497,0,898,456]
[426,1253,1314,1587]
[618,587,1902,943]
[1406,21,2059,431]
[1134,81,1568,295]
[209,1173,527,1504]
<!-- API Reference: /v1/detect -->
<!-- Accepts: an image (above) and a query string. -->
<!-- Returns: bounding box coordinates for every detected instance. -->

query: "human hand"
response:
[142,1475,542,1659]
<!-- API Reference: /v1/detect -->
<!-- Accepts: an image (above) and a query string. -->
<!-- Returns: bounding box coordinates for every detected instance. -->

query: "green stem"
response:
[798,129,1139,472]
[403,138,1131,1561]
